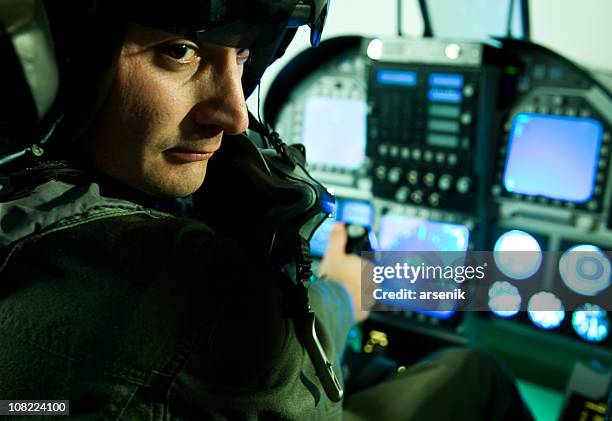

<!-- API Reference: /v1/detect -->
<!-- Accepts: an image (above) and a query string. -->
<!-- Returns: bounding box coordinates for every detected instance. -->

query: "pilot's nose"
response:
[193,48,249,135]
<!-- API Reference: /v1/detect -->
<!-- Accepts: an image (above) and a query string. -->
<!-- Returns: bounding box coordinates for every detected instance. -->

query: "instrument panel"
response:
[263,35,612,393]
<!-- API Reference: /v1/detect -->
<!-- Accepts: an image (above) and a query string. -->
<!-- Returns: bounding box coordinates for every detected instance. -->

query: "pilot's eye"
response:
[162,43,198,64]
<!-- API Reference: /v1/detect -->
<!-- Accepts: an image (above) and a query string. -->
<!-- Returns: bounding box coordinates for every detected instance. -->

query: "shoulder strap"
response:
[0,179,169,272]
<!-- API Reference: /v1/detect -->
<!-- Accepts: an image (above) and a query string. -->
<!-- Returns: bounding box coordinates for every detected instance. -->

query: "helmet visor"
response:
[129,0,329,48]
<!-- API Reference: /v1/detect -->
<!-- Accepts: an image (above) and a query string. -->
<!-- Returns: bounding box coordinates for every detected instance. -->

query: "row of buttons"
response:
[308,163,361,174]
[518,103,595,119]
[375,144,460,166]
[373,165,472,193]
[491,185,600,211]
[393,187,442,206]
[377,200,475,226]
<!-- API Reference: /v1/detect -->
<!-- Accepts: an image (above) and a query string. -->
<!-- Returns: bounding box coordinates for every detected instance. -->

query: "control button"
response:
[461,137,470,149]
[374,165,387,180]
[428,193,440,207]
[447,153,458,166]
[565,107,577,116]
[410,190,424,204]
[456,176,472,194]
[600,146,609,156]
[460,112,473,125]
[552,108,563,115]
[575,215,593,230]
[417,208,431,219]
[579,109,591,118]
[537,106,550,114]
[598,158,606,169]
[378,143,388,157]
[533,64,546,80]
[551,96,564,107]
[395,186,410,202]
[463,84,475,98]
[423,172,436,187]
[401,147,411,159]
[435,152,445,164]
[597,173,604,182]
[390,145,399,158]
[388,167,402,184]
[595,185,603,194]
[549,67,564,81]
[525,105,536,113]
[491,185,502,196]
[407,170,419,185]
[587,201,598,211]
[603,132,610,143]
[424,150,434,162]
[412,148,422,160]
[438,174,453,191]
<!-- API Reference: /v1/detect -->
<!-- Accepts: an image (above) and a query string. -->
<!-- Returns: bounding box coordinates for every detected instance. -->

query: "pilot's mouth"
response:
[165,147,217,163]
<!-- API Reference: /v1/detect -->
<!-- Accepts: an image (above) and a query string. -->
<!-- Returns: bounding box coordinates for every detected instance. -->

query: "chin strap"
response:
[281,237,344,402]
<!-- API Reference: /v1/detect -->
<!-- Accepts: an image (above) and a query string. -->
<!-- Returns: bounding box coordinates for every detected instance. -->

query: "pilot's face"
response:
[83,23,250,197]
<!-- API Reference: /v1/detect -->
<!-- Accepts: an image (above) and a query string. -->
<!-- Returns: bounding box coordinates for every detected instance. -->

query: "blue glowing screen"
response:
[376,69,417,86]
[339,200,373,227]
[428,73,464,89]
[428,89,463,104]
[572,304,609,342]
[302,96,367,169]
[528,292,565,330]
[377,215,469,319]
[309,199,374,257]
[378,215,469,252]
[503,113,603,203]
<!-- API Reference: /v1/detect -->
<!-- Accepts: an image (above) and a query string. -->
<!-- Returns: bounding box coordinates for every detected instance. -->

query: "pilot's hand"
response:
[318,223,374,322]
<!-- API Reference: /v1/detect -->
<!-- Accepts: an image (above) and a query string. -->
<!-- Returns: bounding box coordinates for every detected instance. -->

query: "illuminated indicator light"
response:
[377,70,417,86]
[428,89,462,104]
[559,244,611,296]
[528,292,565,330]
[488,281,521,318]
[572,304,609,342]
[445,43,461,60]
[367,39,383,60]
[428,73,464,89]
[493,230,542,279]
[505,66,520,75]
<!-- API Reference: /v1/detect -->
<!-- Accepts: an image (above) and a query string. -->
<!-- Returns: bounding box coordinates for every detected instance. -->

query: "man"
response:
[0,0,532,419]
